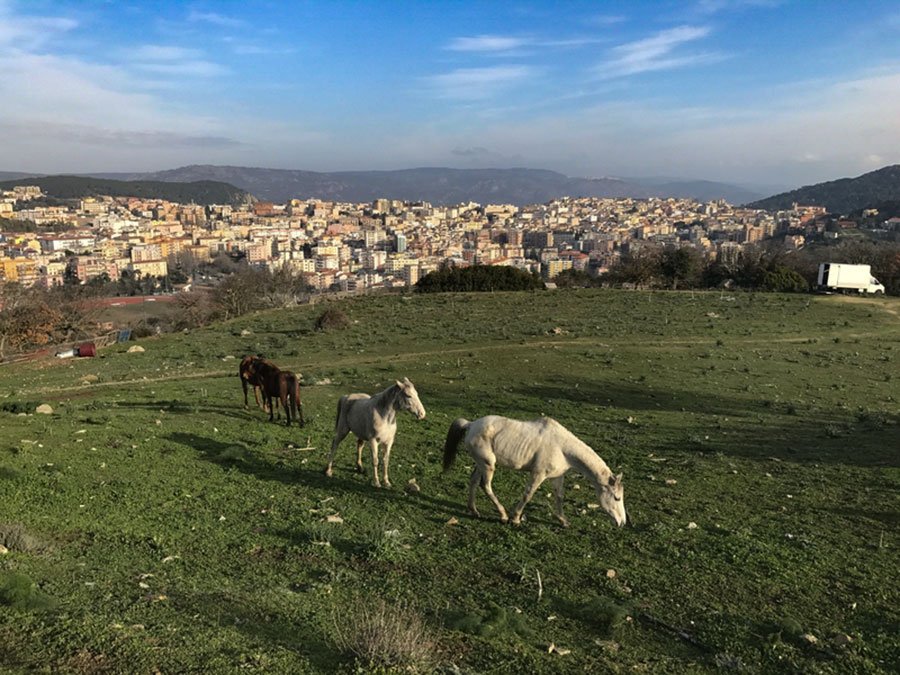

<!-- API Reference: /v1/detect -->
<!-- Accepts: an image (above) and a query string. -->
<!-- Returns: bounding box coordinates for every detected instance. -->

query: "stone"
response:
[606,568,616,578]
[240,329,252,336]
[81,374,99,383]
[665,478,677,486]
[800,633,818,646]
[127,345,145,353]
[831,633,852,647]
[35,404,53,414]
[446,517,459,526]
[687,522,699,529]
[325,514,344,524]
[405,478,421,494]
[0,544,8,555]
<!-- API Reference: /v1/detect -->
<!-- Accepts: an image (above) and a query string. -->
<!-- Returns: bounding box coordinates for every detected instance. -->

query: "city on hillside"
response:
[2,184,899,292]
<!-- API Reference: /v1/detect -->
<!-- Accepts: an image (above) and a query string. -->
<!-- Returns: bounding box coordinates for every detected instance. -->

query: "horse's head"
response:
[395,378,426,420]
[597,472,626,527]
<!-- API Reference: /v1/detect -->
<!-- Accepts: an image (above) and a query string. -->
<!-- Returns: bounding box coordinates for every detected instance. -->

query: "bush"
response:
[331,599,438,672]
[762,267,809,293]
[314,307,351,331]
[416,264,544,293]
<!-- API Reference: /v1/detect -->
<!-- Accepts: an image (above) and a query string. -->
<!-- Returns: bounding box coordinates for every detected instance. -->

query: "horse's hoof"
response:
[324,468,333,478]
[355,465,365,474]
[384,482,392,489]
[468,509,481,519]
[557,518,570,528]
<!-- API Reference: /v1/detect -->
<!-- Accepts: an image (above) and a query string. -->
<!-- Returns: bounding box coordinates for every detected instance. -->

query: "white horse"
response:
[324,378,426,488]
[443,415,626,527]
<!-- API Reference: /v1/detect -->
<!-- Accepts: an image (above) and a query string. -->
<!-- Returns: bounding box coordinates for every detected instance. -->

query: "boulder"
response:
[35,404,53,415]
[127,345,145,353]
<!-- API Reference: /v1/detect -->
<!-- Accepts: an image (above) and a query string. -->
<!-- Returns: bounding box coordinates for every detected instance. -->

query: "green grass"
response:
[0,289,898,673]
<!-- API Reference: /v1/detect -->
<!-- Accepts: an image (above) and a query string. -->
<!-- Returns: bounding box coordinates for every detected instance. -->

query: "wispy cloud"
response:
[694,0,781,15]
[0,121,240,148]
[187,10,246,29]
[130,43,227,77]
[426,65,535,100]
[587,14,627,26]
[447,35,528,53]
[0,2,76,50]
[596,25,720,78]
[446,33,607,55]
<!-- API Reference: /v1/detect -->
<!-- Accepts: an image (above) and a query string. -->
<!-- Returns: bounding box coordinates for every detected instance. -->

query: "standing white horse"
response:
[443,415,626,527]
[324,378,426,488]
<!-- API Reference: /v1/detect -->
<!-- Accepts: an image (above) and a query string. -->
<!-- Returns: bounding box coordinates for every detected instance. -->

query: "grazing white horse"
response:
[443,415,626,527]
[324,378,426,488]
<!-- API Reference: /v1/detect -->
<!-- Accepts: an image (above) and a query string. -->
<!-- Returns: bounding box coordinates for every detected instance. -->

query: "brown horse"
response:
[253,359,305,427]
[239,355,271,410]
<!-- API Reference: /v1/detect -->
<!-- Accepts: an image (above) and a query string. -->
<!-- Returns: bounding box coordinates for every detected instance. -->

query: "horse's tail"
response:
[443,418,470,472]
[334,395,346,430]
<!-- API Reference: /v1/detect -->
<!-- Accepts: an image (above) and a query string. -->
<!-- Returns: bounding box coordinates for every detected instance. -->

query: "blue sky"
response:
[2,0,899,189]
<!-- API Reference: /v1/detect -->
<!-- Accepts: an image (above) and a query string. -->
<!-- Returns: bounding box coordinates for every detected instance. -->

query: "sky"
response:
[2,0,900,190]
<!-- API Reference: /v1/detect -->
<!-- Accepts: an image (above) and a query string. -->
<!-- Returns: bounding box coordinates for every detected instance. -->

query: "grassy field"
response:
[0,289,898,673]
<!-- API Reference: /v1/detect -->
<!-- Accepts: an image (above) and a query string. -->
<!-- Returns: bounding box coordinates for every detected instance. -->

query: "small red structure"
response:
[76,342,96,358]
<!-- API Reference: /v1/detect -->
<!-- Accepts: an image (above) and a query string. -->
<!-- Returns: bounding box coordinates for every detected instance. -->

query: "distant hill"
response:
[620,177,763,204]
[0,171,40,182]
[748,165,900,214]
[0,175,253,206]
[92,165,761,206]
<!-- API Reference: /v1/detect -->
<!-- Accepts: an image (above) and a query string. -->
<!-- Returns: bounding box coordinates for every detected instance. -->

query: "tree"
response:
[660,247,702,290]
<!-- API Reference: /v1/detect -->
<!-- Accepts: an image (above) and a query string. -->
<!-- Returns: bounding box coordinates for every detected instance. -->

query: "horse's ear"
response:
[403,376,411,385]
[608,474,617,486]
[395,380,404,388]
[616,472,623,483]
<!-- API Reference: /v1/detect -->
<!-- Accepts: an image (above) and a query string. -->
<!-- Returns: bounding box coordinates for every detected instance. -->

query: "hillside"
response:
[94,165,760,206]
[0,290,897,672]
[0,175,253,206]
[749,165,900,213]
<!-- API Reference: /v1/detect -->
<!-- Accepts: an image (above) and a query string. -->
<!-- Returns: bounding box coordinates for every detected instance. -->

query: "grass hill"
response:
[0,290,897,672]
[0,175,253,206]
[749,165,900,214]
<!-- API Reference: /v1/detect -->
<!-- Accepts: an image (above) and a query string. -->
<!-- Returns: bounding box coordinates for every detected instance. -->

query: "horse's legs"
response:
[467,466,482,517]
[382,439,393,489]
[324,427,350,477]
[369,439,382,488]
[355,439,365,473]
[510,472,547,525]
[255,386,267,412]
[551,476,569,527]
[242,379,249,409]
[481,464,509,523]
[282,393,291,426]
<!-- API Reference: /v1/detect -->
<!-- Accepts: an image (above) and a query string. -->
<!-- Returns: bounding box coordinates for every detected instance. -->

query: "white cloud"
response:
[426,65,536,100]
[447,35,528,52]
[597,25,720,78]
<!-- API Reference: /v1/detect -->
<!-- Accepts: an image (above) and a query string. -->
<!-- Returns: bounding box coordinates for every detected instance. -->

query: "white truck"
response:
[817,263,885,294]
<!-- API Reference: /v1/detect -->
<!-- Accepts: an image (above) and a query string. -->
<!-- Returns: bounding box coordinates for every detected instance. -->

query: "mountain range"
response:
[4,164,900,213]
[90,165,764,206]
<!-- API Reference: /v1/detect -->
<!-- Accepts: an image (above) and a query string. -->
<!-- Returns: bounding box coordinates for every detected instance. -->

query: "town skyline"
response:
[2,0,900,187]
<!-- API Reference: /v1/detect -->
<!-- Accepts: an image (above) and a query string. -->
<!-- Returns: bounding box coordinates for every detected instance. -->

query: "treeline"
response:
[416,265,544,293]
[0,266,313,359]
[556,240,900,295]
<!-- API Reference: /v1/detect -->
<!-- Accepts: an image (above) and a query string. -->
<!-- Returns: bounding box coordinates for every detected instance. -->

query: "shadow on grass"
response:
[166,432,470,520]
[508,376,899,468]
[173,590,344,671]
[116,399,301,424]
